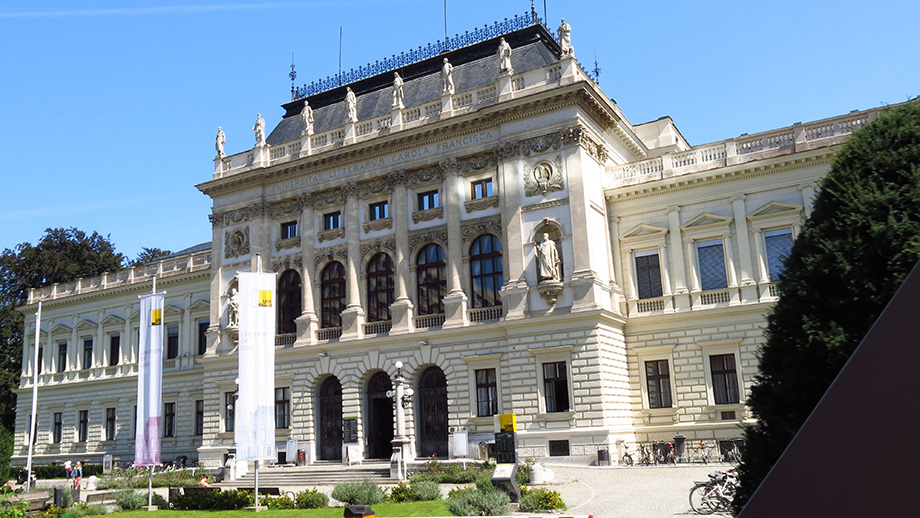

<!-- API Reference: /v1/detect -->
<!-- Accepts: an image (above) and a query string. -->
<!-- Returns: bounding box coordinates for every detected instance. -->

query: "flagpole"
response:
[253,255,260,509]
[25,301,42,492]
[149,277,156,508]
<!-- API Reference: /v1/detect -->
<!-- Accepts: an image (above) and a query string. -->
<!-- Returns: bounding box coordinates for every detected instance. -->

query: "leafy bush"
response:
[474,473,494,492]
[410,480,441,501]
[294,488,328,509]
[259,495,294,509]
[37,505,65,518]
[519,488,566,512]
[1,487,28,518]
[331,481,384,506]
[150,493,168,510]
[114,490,145,511]
[387,482,413,503]
[62,502,106,517]
[447,488,509,516]
[515,462,530,487]
[171,489,251,510]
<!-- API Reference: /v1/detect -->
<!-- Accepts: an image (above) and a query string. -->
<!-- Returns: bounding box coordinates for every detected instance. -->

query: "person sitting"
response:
[197,475,210,487]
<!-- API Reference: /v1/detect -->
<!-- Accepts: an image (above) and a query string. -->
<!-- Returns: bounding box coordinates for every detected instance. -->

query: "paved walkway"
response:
[542,464,732,518]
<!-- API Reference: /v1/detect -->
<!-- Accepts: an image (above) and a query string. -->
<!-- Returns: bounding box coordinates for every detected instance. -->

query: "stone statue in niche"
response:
[346,87,357,122]
[215,126,225,158]
[227,286,239,328]
[558,18,573,55]
[441,58,455,94]
[392,72,404,109]
[498,38,513,74]
[536,233,561,282]
[300,101,314,136]
[253,113,266,147]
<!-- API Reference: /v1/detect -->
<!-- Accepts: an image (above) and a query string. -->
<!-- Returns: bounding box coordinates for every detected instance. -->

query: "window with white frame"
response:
[475,368,498,417]
[166,324,179,359]
[275,387,291,429]
[645,360,672,408]
[224,392,236,432]
[696,238,728,291]
[709,354,740,404]
[280,220,298,239]
[764,228,794,281]
[635,249,663,299]
[542,361,570,413]
[105,407,116,440]
[164,402,175,437]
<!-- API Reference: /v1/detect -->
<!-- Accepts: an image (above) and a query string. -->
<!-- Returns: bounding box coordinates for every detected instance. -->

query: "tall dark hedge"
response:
[736,100,920,513]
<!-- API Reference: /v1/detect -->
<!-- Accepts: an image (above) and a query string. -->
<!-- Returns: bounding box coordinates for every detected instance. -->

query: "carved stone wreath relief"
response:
[224,227,250,258]
[524,156,564,197]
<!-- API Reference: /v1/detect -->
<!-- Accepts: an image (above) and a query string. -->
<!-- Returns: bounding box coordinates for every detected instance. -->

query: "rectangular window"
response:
[82,338,93,370]
[275,387,291,429]
[195,400,204,436]
[323,211,342,230]
[475,368,498,417]
[166,324,179,359]
[645,360,672,408]
[37,346,43,374]
[710,354,740,404]
[105,408,116,441]
[78,410,88,442]
[164,402,175,437]
[764,228,794,282]
[57,342,67,372]
[418,190,439,210]
[542,361,570,413]
[369,201,389,221]
[635,249,663,299]
[109,334,120,366]
[225,392,235,432]
[697,238,728,291]
[280,220,298,239]
[471,179,493,199]
[53,413,62,443]
[197,319,209,355]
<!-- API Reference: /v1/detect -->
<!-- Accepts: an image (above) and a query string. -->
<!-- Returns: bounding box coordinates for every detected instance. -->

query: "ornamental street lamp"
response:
[386,361,414,480]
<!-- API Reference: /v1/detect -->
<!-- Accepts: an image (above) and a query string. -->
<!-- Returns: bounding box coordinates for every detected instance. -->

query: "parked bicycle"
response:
[723,442,743,464]
[638,443,655,466]
[689,468,738,514]
[689,441,714,464]
[621,445,635,466]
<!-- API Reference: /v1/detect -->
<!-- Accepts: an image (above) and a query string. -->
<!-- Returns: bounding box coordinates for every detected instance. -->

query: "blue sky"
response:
[1,0,918,261]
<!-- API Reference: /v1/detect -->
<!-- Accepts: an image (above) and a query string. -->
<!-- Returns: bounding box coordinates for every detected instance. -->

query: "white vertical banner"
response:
[236,271,276,461]
[135,293,164,466]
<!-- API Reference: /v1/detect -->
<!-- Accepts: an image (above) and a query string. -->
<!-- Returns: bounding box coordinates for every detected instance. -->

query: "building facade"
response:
[14,16,881,468]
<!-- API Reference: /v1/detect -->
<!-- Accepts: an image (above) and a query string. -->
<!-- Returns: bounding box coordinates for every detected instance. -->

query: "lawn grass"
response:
[115,500,452,518]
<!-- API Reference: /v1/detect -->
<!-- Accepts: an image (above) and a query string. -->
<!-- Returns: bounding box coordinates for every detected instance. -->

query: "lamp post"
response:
[387,361,414,480]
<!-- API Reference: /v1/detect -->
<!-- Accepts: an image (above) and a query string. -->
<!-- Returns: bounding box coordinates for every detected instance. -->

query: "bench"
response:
[85,492,116,504]
[236,487,281,496]
[18,491,50,514]
[182,486,220,496]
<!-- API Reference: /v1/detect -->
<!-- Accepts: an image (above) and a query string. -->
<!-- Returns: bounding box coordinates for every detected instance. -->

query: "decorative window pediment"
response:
[620,224,668,243]
[164,305,183,317]
[681,213,733,233]
[188,300,210,312]
[100,315,125,327]
[747,201,803,223]
[75,319,98,331]
[50,323,72,335]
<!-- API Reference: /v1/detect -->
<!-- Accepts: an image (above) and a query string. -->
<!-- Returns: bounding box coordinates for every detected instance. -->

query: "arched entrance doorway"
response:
[365,371,394,459]
[318,376,342,461]
[417,366,448,458]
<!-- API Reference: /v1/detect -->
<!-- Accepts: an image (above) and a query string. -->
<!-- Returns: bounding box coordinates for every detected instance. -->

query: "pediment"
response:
[26,329,48,340]
[747,201,803,221]
[163,304,183,317]
[681,212,732,232]
[620,224,668,243]
[50,323,72,335]
[188,299,210,312]
[129,309,140,322]
[101,314,125,327]
[75,319,98,330]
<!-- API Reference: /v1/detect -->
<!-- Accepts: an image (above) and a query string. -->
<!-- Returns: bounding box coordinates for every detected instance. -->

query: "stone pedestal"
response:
[500,284,529,320]
[294,312,318,345]
[440,94,453,118]
[498,73,513,101]
[340,307,365,341]
[442,291,469,329]
[388,299,416,335]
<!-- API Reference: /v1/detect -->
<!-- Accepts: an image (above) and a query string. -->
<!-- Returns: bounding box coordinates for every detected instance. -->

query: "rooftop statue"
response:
[441,58,455,95]
[346,87,357,122]
[215,126,225,158]
[392,72,404,109]
[558,18,573,55]
[498,38,513,74]
[300,101,314,136]
[253,113,266,147]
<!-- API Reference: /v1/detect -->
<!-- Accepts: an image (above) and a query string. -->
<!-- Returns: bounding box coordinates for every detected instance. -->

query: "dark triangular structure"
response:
[740,259,920,516]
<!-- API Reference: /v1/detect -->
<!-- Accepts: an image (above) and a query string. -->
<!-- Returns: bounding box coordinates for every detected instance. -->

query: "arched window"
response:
[470,234,503,308]
[366,253,394,322]
[320,262,346,328]
[416,244,446,315]
[277,270,302,334]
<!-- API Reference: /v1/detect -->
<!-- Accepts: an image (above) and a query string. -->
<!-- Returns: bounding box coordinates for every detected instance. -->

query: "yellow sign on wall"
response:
[499,413,517,432]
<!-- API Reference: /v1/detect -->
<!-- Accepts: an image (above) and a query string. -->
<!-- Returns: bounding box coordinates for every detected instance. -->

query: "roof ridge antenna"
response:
[593,47,601,84]
[289,51,297,101]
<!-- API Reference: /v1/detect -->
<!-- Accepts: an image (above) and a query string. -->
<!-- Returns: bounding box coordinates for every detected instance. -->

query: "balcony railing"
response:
[414,313,445,329]
[317,327,342,341]
[363,320,392,335]
[275,333,296,346]
[468,306,502,323]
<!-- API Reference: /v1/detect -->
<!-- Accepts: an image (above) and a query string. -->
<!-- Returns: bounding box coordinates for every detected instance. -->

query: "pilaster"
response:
[442,168,468,328]
[341,186,365,340]
[389,176,415,335]
[296,200,318,345]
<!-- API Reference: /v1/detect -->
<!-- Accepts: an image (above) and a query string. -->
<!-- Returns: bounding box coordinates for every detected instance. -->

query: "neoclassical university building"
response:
[13,15,882,469]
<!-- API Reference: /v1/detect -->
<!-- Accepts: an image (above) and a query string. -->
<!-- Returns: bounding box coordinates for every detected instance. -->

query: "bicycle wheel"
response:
[623,453,634,466]
[689,483,718,515]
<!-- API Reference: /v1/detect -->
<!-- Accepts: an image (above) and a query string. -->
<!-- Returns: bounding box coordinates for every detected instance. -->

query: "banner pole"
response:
[148,466,153,507]
[25,301,41,492]
[254,462,260,508]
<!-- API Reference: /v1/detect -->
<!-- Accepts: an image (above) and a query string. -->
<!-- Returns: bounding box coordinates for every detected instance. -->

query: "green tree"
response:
[0,228,125,432]
[130,247,173,266]
[736,101,920,513]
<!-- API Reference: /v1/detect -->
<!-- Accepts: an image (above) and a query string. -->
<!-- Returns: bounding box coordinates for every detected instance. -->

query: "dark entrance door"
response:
[417,366,448,458]
[365,371,394,459]
[318,376,342,461]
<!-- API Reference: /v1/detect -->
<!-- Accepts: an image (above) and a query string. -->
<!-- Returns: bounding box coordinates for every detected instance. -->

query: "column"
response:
[800,183,816,218]
[341,184,366,340]
[666,207,688,293]
[442,168,469,328]
[732,195,758,304]
[295,201,319,344]
[389,173,415,334]
[498,157,528,319]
